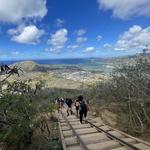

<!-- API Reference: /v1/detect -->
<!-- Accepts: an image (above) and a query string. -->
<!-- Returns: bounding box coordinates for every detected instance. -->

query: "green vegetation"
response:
[87,56,150,137]
[0,54,150,149]
[0,77,61,150]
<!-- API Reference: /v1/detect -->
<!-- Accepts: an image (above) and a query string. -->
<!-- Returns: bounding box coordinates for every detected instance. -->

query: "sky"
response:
[0,0,150,60]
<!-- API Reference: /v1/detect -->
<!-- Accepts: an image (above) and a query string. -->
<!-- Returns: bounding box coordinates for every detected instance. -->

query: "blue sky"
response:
[0,0,150,60]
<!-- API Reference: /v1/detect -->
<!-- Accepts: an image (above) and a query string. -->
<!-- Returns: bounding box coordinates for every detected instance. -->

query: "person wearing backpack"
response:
[78,95,88,124]
[60,97,64,113]
[75,99,80,117]
[65,98,73,116]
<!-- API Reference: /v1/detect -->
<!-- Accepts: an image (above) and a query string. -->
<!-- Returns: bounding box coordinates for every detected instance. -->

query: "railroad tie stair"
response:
[58,111,150,150]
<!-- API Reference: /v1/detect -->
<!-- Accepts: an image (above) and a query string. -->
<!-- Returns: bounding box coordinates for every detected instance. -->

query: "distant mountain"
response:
[10,60,83,73]
[11,61,49,72]
[9,53,150,73]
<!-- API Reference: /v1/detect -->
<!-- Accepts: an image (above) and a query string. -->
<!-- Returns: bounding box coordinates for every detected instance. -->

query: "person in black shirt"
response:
[66,98,73,116]
[60,97,64,113]
[78,95,88,124]
[75,99,80,117]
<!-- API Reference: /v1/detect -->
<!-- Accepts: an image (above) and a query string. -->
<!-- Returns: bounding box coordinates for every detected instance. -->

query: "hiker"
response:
[0,64,5,73]
[78,95,88,124]
[66,98,73,116]
[75,99,80,117]
[55,98,61,113]
[60,97,64,112]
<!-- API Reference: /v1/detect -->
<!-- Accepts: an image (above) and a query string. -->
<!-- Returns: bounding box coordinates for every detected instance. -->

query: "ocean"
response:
[0,58,114,73]
[0,58,91,65]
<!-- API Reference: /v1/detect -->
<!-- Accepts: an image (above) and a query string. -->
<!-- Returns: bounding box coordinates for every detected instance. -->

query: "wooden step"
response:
[133,143,150,150]
[100,126,112,131]
[69,122,81,125]
[67,145,81,150]
[108,131,124,138]
[63,130,73,137]
[72,124,91,129]
[87,140,121,150]
[65,136,78,146]
[75,128,98,135]
[61,126,70,131]
[109,147,128,150]
[80,132,110,144]
[121,137,136,144]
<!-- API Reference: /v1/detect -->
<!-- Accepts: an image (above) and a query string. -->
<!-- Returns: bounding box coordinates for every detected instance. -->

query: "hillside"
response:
[5,60,107,89]
[3,54,150,89]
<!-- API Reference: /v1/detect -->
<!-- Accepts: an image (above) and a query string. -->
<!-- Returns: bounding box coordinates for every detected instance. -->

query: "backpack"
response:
[60,99,64,104]
[66,98,72,106]
[56,99,60,104]
[80,101,87,111]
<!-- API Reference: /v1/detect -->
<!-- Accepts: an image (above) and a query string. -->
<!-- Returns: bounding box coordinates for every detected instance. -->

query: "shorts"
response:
[76,106,79,110]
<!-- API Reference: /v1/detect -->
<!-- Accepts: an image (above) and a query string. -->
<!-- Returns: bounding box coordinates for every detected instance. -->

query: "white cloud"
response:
[74,29,87,44]
[76,37,87,43]
[67,45,79,49]
[9,25,45,44]
[97,35,103,41]
[8,24,25,35]
[56,19,64,27]
[75,29,86,36]
[115,25,150,51]
[84,47,95,53]
[98,0,150,19]
[45,48,61,53]
[12,51,20,55]
[103,43,112,49]
[0,0,47,23]
[48,28,68,53]
[8,28,19,35]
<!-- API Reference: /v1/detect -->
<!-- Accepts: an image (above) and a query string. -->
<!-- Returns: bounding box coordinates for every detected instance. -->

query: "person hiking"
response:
[0,64,5,73]
[78,95,88,124]
[60,97,64,112]
[65,98,73,116]
[55,98,61,113]
[75,99,80,117]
